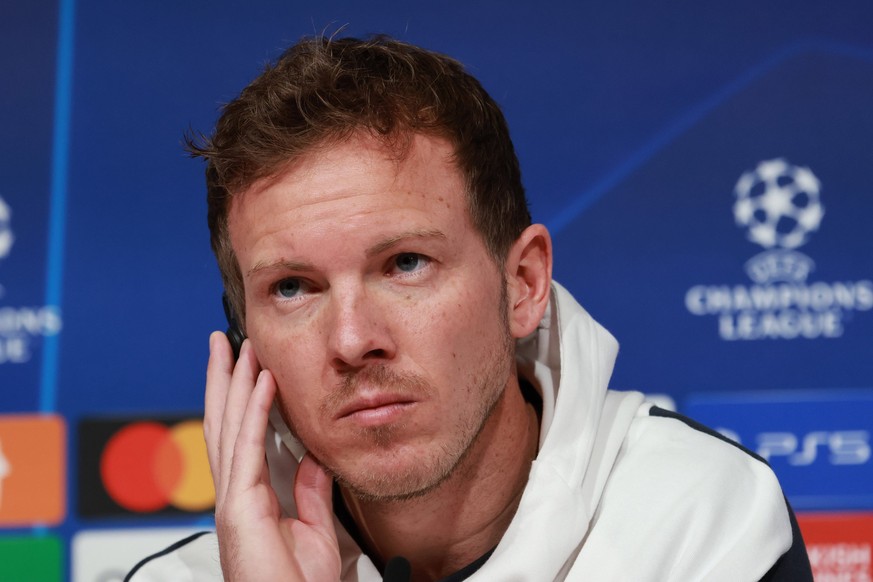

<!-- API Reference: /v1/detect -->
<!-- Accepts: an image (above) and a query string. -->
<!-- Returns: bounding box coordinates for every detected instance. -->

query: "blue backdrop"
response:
[1,1,871,579]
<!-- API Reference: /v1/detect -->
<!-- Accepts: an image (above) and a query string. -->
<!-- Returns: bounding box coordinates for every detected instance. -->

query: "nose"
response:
[325,284,396,372]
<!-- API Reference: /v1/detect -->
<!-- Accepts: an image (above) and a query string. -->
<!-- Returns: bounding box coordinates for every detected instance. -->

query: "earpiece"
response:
[222,292,247,361]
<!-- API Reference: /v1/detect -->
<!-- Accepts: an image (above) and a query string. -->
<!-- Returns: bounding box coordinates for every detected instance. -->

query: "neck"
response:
[340,375,540,582]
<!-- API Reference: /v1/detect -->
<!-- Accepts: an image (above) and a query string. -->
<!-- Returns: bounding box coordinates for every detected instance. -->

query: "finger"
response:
[204,331,233,490]
[226,368,275,494]
[294,454,338,544]
[219,338,261,497]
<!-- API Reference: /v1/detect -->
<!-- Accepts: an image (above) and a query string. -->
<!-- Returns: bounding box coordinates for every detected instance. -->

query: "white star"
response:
[793,166,821,193]
[759,182,794,220]
[757,159,789,182]
[798,202,824,231]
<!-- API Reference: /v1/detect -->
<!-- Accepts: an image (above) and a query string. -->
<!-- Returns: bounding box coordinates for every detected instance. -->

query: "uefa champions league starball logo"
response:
[733,159,824,250]
[733,159,824,283]
[686,158,870,341]
[0,196,13,260]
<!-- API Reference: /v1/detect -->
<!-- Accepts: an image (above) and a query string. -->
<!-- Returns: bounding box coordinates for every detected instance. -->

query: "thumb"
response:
[294,454,337,535]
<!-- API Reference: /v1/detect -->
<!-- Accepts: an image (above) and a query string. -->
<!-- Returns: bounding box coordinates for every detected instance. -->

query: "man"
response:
[128,36,811,581]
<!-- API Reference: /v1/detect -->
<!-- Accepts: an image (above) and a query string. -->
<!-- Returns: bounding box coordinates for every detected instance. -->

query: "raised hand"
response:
[204,331,342,581]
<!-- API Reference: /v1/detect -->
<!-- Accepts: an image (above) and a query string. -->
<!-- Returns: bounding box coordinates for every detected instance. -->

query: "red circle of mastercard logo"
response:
[99,420,214,513]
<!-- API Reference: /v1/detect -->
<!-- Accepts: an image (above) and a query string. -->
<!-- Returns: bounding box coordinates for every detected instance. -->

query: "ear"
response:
[504,224,553,339]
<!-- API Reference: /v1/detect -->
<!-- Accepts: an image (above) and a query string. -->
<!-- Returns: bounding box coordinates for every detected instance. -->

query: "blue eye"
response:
[395,253,427,273]
[276,278,302,298]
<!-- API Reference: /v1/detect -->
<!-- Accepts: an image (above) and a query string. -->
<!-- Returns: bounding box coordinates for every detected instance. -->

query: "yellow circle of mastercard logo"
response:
[99,420,214,513]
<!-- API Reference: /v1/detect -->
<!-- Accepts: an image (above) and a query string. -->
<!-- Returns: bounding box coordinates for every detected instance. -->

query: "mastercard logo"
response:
[78,417,214,517]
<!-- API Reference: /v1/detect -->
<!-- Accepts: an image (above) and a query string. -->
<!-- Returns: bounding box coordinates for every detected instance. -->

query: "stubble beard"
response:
[336,333,512,503]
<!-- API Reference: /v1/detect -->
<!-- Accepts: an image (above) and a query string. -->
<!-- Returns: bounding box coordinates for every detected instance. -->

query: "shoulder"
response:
[633,406,812,581]
[613,405,786,513]
[633,405,773,481]
[575,403,811,581]
[125,531,222,581]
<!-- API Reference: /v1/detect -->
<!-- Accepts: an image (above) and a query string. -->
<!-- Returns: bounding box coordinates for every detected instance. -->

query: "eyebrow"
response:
[247,258,315,278]
[246,229,448,278]
[365,229,447,257]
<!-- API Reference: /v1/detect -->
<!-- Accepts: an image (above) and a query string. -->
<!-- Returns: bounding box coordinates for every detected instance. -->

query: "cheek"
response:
[250,321,324,397]
[424,285,506,361]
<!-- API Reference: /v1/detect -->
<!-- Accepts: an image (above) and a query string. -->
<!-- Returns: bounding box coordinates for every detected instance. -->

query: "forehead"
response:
[227,133,474,264]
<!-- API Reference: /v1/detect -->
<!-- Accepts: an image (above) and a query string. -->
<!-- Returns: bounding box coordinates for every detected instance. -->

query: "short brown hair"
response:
[189,35,530,325]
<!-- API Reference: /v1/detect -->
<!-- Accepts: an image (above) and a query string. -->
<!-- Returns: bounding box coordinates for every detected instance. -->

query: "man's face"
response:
[228,133,515,501]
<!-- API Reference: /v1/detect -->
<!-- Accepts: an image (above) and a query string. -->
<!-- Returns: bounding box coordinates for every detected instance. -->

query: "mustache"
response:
[320,365,433,415]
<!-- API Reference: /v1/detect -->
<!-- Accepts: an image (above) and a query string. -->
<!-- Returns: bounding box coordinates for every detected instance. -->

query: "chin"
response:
[328,442,463,503]
[333,465,452,503]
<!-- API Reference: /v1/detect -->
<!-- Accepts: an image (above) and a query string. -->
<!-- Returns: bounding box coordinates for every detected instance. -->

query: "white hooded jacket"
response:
[128,282,808,581]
